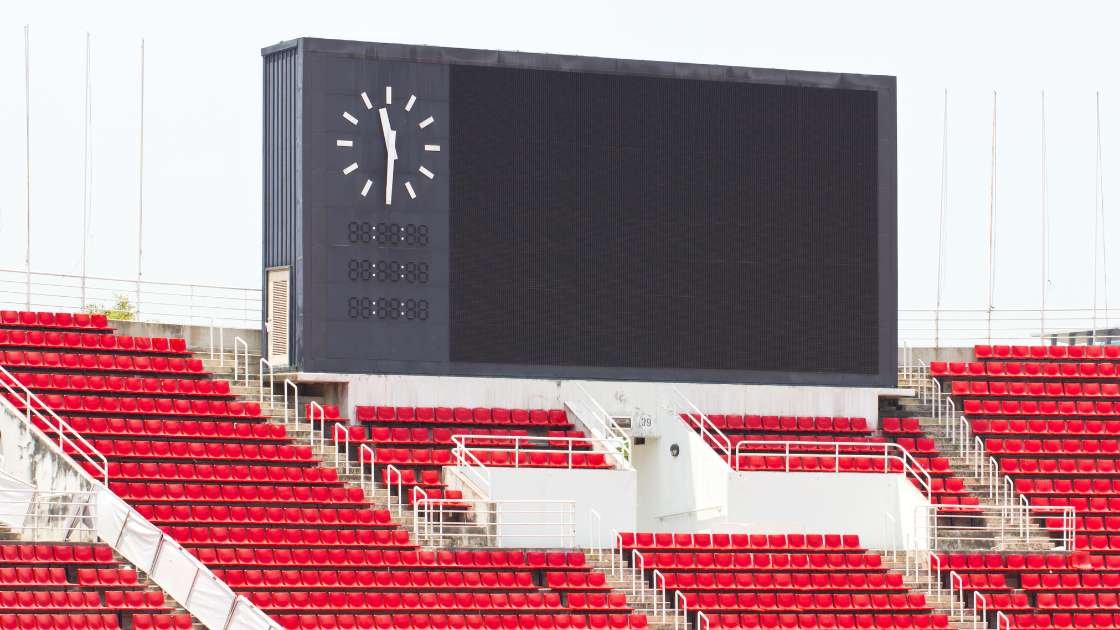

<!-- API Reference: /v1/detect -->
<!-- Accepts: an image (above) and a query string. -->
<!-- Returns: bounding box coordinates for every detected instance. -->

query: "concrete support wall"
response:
[113,321,261,357]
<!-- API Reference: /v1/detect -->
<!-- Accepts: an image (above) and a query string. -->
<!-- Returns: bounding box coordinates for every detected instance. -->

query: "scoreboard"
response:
[262,39,897,386]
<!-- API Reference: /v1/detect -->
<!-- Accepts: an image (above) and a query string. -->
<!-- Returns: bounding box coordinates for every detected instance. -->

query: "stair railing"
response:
[258,358,274,406]
[568,382,633,465]
[670,385,732,465]
[357,444,378,501]
[281,379,299,432]
[0,365,108,484]
[232,337,249,387]
[332,422,351,474]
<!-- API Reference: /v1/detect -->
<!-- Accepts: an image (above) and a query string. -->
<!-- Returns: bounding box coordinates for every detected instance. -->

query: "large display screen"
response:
[263,40,896,385]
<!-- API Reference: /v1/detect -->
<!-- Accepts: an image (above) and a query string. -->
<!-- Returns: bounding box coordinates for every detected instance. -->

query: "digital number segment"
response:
[347,222,430,247]
[347,297,430,321]
[347,259,430,284]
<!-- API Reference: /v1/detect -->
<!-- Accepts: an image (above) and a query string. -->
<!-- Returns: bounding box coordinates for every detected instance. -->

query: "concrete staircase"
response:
[880,554,986,630]
[891,373,1055,552]
[584,550,688,630]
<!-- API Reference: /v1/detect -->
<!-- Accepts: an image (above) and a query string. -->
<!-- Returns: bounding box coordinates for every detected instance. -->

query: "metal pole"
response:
[1041,90,1048,340]
[986,91,998,344]
[1093,92,1101,340]
[935,89,948,349]
[137,38,145,320]
[24,25,31,310]
[81,32,91,309]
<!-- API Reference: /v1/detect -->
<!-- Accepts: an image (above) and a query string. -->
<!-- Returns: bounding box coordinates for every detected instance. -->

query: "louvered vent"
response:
[267,268,290,366]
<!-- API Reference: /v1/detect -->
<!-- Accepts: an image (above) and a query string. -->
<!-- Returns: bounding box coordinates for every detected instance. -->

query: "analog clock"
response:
[336,86,440,204]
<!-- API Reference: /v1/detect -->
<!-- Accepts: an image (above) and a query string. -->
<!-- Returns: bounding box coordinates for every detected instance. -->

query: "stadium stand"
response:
[0,310,647,630]
[0,541,189,630]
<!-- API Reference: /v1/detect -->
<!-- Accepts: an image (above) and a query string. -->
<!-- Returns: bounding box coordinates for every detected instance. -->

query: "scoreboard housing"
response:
[261,38,897,386]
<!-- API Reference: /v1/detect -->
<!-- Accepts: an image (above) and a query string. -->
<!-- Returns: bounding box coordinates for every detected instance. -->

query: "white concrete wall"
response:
[724,471,930,550]
[447,465,637,548]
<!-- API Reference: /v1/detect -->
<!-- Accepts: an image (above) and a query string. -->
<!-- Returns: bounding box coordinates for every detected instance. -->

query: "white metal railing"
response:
[904,360,1037,531]
[670,385,733,464]
[567,382,633,465]
[608,532,671,620]
[412,496,575,548]
[358,443,380,501]
[281,379,299,432]
[0,489,96,542]
[0,267,260,329]
[921,503,1074,551]
[450,434,623,469]
[0,364,108,484]
[258,358,274,406]
[232,337,249,387]
[731,439,933,499]
[900,306,1120,348]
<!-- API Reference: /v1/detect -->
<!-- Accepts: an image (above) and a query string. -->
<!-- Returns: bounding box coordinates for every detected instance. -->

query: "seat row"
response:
[683,415,871,434]
[134,504,393,527]
[641,552,884,571]
[931,361,1118,378]
[0,351,205,374]
[702,613,948,630]
[1007,612,1120,629]
[9,372,230,397]
[1000,458,1120,475]
[0,569,67,586]
[975,344,1120,360]
[0,591,164,611]
[355,426,583,446]
[1021,573,1120,590]
[1034,496,1120,514]
[99,461,342,484]
[0,330,188,354]
[1015,478,1120,495]
[677,592,926,612]
[131,615,193,630]
[85,439,312,463]
[0,613,120,629]
[964,399,1120,416]
[17,394,262,417]
[660,572,906,591]
[618,532,862,552]
[362,448,608,469]
[356,406,570,427]
[272,613,647,630]
[248,591,628,612]
[111,482,361,506]
[971,419,1120,437]
[54,416,285,440]
[952,381,1120,398]
[0,545,114,565]
[0,310,109,330]
[1037,592,1120,609]
[934,553,1073,571]
[986,439,1120,455]
[164,526,411,547]
[733,456,945,475]
[74,570,140,588]
[193,548,590,569]
[216,569,539,590]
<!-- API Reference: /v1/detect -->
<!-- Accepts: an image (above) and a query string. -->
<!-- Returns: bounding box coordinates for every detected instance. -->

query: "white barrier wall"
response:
[725,471,930,550]
[447,465,638,548]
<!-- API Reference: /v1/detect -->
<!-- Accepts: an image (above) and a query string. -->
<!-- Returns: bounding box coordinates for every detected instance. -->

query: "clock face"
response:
[336,85,440,204]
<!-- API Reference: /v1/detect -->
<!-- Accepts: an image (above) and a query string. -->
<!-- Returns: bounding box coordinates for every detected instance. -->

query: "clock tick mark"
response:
[418,166,434,179]
[336,140,353,147]
[424,144,440,152]
[342,162,359,175]
[361,179,373,197]
[385,86,392,104]
[360,92,373,110]
[342,112,359,125]
[405,182,416,199]
[418,116,434,129]
[405,95,416,111]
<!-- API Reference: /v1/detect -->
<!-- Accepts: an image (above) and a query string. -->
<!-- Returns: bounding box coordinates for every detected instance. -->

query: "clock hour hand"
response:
[379,108,398,204]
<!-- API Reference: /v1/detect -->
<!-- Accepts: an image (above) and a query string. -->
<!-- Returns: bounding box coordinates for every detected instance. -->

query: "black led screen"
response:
[449,65,880,374]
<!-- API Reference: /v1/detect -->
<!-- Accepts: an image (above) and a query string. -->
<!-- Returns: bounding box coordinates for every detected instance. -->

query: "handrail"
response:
[358,444,378,500]
[332,422,351,474]
[232,337,249,387]
[670,385,733,464]
[282,379,299,432]
[448,437,493,496]
[0,365,108,484]
[384,463,404,519]
[731,439,933,500]
[413,497,576,548]
[450,433,624,469]
[258,358,274,406]
[308,401,325,452]
[570,382,633,464]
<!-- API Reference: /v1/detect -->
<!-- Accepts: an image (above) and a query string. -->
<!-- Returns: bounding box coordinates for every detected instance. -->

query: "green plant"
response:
[84,294,136,321]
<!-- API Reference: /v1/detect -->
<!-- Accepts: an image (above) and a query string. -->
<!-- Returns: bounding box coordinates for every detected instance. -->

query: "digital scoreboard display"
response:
[262,39,897,386]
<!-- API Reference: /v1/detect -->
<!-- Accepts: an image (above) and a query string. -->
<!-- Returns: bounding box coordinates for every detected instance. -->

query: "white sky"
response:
[1,0,1118,313]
